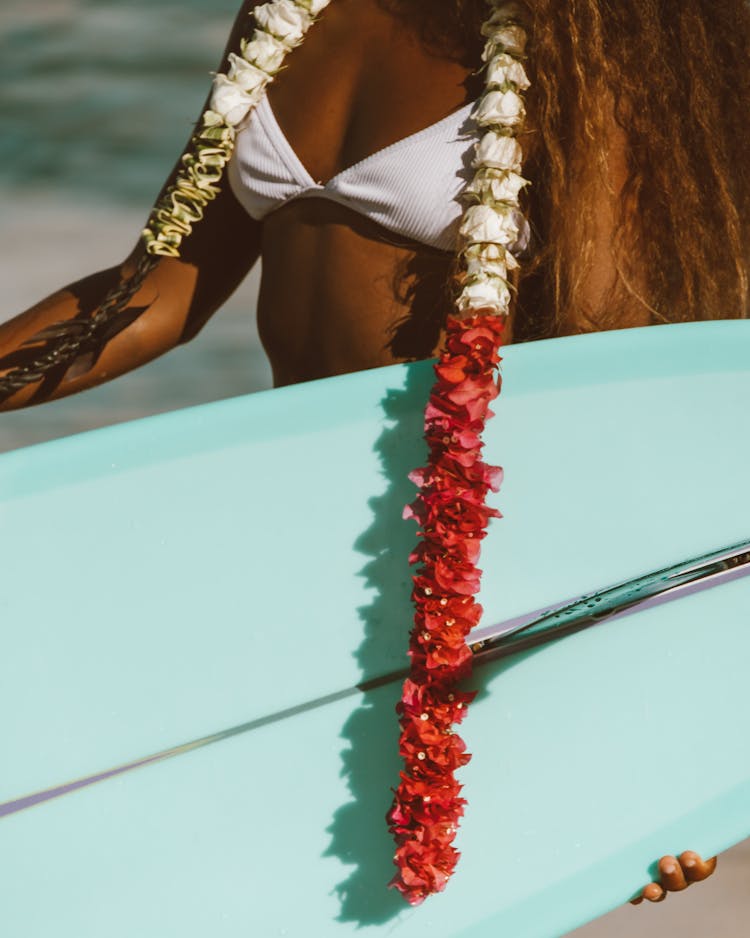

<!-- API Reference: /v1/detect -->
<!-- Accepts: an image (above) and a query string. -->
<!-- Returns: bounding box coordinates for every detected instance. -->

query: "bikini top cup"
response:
[227,91,478,251]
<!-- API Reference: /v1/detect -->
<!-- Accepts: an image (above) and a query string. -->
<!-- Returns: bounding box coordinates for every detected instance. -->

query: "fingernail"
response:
[662,863,677,875]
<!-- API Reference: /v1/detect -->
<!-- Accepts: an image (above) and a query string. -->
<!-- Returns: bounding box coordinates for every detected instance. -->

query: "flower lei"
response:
[140,0,530,908]
[142,0,331,258]
[387,2,530,905]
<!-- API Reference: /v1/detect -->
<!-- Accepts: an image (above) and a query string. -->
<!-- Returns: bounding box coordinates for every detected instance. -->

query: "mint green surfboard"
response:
[1,321,750,937]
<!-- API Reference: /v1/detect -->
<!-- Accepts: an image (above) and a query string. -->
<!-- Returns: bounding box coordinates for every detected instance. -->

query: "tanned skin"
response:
[0,0,717,902]
[0,0,636,404]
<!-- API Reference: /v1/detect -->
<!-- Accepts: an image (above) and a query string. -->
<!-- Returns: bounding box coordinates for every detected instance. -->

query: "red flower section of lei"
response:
[388,311,505,905]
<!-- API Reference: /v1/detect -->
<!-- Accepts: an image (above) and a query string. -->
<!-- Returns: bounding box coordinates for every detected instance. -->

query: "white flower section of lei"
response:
[144,0,331,256]
[240,31,288,74]
[253,0,312,47]
[474,89,526,130]
[455,1,531,316]
[486,52,531,90]
[209,0,329,127]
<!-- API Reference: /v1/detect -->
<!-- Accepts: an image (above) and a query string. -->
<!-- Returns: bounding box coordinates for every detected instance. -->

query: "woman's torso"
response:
[227,0,644,386]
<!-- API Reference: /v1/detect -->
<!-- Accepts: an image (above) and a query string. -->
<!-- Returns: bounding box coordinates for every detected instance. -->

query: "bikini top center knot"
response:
[228,90,479,251]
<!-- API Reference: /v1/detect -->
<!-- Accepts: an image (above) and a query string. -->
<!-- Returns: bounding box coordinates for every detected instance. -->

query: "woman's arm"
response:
[0,0,261,411]
[0,183,261,410]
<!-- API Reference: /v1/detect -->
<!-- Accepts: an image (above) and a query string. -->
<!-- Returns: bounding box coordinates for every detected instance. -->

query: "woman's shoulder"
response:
[266,0,476,167]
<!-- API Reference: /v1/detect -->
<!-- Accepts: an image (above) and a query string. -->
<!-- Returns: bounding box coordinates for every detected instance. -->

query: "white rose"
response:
[465,253,510,281]
[210,74,263,126]
[473,131,523,171]
[296,0,331,14]
[456,274,511,313]
[254,1,312,48]
[466,168,528,204]
[227,53,268,93]
[474,89,525,129]
[486,52,530,90]
[460,204,519,246]
[241,31,288,73]
[463,241,518,270]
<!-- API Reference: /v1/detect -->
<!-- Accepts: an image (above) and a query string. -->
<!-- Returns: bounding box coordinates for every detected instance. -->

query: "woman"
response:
[0,0,740,905]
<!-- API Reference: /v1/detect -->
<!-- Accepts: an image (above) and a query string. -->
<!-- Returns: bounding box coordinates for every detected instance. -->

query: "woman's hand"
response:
[630,851,718,904]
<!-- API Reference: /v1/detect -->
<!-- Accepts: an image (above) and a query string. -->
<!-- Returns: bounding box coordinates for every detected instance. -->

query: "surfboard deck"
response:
[1,321,749,937]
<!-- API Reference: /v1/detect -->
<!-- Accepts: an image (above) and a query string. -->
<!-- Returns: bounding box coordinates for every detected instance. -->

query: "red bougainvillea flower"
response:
[384,0,530,905]
[387,311,505,905]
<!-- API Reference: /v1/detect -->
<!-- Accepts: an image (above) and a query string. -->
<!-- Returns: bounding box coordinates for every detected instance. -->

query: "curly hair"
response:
[388,0,750,339]
[525,0,750,338]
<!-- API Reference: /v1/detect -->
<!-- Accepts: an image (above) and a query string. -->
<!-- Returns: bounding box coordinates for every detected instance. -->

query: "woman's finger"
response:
[679,851,718,883]
[659,855,689,892]
[642,881,667,902]
[630,851,718,906]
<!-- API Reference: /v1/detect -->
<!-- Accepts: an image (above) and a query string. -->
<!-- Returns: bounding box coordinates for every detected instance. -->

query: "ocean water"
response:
[0,0,243,202]
[0,0,271,452]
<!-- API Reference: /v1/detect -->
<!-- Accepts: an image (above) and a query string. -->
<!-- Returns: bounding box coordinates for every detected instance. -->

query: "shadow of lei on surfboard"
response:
[323,362,529,925]
[322,363,429,925]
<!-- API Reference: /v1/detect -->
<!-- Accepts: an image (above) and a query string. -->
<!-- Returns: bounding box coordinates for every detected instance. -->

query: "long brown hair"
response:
[389,0,750,339]
[527,0,750,338]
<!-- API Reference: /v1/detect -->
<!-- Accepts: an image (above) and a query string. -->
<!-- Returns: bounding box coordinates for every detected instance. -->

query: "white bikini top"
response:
[227,90,477,251]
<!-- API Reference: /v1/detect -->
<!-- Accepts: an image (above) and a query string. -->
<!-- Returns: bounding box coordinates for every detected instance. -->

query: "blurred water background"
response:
[1,3,749,934]
[0,0,270,453]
